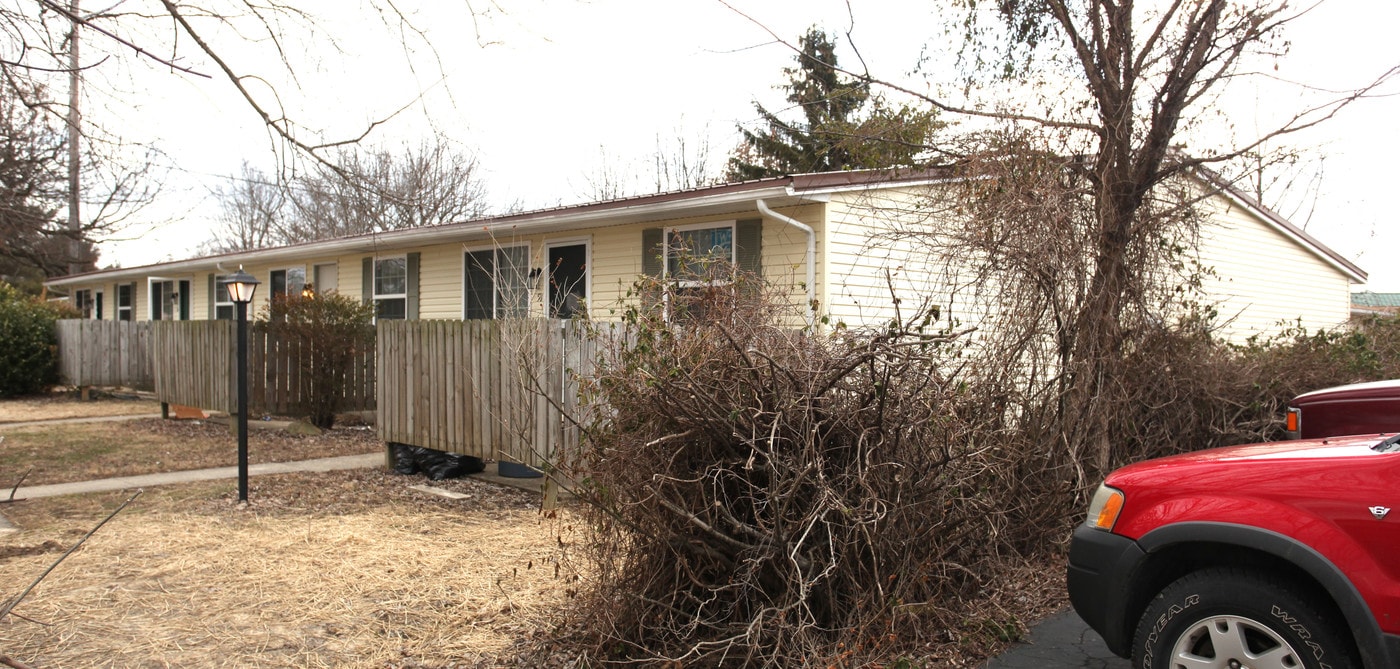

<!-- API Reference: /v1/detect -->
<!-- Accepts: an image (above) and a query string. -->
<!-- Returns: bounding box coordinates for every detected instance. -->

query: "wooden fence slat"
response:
[54,320,155,389]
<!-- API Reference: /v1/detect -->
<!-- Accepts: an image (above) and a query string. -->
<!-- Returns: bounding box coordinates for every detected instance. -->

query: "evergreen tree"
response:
[726,28,938,180]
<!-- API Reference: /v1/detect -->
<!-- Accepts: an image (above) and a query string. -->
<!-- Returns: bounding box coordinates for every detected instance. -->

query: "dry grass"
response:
[1,470,583,668]
[0,390,161,423]
[1,418,380,486]
[0,393,1069,668]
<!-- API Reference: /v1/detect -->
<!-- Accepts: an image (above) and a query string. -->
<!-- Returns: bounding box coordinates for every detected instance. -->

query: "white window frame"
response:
[116,283,133,321]
[94,289,103,320]
[462,243,531,320]
[663,221,737,287]
[214,274,235,320]
[373,255,408,321]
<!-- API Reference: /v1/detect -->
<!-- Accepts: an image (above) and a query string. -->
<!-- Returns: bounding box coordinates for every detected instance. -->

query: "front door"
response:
[547,243,587,319]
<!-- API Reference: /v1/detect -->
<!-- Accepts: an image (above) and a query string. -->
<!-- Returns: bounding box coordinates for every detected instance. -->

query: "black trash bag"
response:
[389,442,426,476]
[388,442,484,480]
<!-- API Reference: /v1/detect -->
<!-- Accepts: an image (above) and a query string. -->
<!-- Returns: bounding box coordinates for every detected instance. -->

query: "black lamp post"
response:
[226,267,260,502]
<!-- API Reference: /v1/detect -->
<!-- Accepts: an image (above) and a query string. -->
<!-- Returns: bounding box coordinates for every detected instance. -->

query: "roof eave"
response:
[46,183,804,287]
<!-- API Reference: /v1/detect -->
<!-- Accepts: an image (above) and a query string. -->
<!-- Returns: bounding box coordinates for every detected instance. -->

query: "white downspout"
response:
[755,198,816,328]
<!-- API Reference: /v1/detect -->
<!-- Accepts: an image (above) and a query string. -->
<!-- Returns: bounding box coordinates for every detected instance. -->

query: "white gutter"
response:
[755,198,816,327]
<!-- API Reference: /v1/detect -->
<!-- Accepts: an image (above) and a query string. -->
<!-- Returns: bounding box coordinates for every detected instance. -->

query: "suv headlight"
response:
[1085,484,1125,531]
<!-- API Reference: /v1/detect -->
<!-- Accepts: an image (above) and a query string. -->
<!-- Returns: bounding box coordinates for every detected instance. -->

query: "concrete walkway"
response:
[0,413,163,430]
[10,453,383,499]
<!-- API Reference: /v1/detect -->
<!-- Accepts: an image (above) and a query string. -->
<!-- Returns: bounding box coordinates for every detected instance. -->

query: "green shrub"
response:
[261,290,375,429]
[0,282,74,397]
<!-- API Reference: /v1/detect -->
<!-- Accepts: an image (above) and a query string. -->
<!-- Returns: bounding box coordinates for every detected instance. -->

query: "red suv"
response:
[1067,432,1400,668]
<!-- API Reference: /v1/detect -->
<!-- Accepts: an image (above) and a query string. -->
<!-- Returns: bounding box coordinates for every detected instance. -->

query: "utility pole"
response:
[67,0,82,276]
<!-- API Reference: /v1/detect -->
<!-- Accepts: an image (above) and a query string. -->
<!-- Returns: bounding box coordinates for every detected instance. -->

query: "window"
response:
[313,263,339,293]
[116,283,133,321]
[641,220,761,323]
[74,289,95,319]
[214,275,235,320]
[374,257,408,320]
[464,245,529,320]
[665,223,735,284]
[270,267,307,299]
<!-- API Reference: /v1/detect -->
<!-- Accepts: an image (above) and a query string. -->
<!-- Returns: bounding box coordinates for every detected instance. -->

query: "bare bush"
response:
[550,254,1400,666]
[562,271,1041,666]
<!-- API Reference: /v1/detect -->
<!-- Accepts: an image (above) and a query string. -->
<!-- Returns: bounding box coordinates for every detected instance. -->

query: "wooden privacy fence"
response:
[55,320,154,389]
[152,321,235,412]
[377,319,594,469]
[150,321,375,417]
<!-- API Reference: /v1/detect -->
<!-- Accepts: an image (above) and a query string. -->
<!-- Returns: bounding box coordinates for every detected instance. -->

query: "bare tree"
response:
[1,1,517,273]
[203,162,286,254]
[578,123,720,202]
[729,1,1398,485]
[209,138,491,250]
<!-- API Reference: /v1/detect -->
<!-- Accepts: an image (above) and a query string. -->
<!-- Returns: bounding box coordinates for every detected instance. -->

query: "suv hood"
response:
[1113,434,1396,476]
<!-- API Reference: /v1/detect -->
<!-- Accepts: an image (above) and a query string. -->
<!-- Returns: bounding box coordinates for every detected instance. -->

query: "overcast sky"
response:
[84,0,1400,291]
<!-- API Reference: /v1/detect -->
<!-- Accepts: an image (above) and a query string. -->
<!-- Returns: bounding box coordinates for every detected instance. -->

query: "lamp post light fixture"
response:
[226,267,260,502]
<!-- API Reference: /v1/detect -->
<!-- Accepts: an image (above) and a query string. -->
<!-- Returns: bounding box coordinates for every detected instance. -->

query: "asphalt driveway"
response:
[984,608,1130,669]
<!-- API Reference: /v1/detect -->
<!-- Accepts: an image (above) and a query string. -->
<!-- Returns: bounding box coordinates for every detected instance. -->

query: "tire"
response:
[1131,567,1358,669]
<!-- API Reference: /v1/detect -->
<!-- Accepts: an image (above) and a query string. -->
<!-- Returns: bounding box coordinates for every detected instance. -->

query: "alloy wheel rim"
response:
[1171,614,1303,669]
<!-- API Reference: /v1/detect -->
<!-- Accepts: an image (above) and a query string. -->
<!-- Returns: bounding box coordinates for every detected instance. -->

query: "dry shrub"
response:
[556,266,1400,666]
[565,274,1022,666]
[1103,313,1400,470]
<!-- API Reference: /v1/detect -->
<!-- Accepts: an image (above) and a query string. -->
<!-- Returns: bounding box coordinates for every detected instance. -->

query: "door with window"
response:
[547,243,588,319]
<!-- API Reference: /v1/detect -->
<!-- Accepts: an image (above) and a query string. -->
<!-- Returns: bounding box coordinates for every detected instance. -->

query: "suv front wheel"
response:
[1131,568,1356,669]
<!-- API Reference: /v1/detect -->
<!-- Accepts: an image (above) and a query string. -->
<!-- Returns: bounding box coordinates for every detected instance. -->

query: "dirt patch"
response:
[0,418,380,486]
[0,539,64,561]
[0,389,161,423]
[0,469,581,668]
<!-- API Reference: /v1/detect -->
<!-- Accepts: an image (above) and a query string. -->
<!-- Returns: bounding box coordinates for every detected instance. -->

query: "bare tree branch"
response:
[0,489,143,623]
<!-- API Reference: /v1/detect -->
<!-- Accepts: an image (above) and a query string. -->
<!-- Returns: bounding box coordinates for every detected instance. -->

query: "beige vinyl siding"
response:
[758,203,822,318]
[418,244,465,319]
[80,279,140,320]
[194,273,216,319]
[134,281,147,322]
[589,224,642,312]
[1195,197,1354,341]
[823,185,979,329]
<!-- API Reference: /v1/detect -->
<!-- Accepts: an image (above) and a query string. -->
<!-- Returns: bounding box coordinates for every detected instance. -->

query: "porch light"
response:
[226,267,260,304]
[227,265,259,503]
